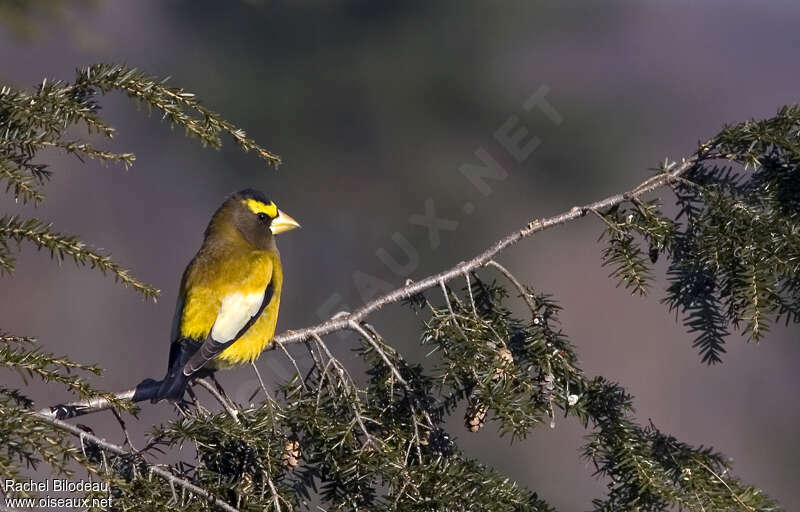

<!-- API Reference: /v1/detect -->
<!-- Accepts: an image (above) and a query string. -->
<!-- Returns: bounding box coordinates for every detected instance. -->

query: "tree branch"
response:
[267,155,701,346]
[39,154,702,420]
[40,378,160,420]
[29,411,240,512]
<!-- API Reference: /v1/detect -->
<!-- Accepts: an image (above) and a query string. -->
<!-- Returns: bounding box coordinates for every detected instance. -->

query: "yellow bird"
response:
[155,189,300,401]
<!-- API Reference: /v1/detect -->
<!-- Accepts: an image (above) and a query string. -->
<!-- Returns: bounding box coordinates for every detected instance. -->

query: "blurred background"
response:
[1,1,799,509]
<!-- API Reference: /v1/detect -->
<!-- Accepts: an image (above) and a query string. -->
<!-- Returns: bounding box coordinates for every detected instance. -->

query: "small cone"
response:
[465,403,487,432]
[419,430,430,446]
[281,439,302,469]
[493,348,514,379]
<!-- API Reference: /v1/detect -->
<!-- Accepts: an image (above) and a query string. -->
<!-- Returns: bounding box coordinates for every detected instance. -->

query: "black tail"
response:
[153,340,196,403]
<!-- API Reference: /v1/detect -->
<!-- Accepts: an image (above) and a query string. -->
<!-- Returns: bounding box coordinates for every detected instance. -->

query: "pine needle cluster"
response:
[70,276,779,510]
[600,106,800,362]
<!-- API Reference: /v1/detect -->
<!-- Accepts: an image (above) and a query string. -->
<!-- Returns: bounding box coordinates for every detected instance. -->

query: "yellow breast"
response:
[214,250,282,368]
[179,247,283,369]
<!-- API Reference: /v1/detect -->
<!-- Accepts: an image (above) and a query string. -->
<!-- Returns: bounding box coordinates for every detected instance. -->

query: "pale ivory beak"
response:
[270,209,301,234]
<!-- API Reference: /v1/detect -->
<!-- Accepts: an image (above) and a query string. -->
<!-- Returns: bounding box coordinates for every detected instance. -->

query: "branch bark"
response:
[39,155,701,420]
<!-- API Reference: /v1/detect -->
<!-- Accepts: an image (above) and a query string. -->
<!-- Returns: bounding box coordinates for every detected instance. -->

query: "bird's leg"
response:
[174,399,192,418]
[186,385,200,407]
[173,385,200,416]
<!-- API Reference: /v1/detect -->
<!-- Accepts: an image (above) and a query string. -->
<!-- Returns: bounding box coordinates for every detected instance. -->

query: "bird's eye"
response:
[257,213,270,223]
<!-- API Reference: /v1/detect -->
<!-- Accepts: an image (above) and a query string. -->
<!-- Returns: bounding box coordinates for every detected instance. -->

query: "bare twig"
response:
[348,320,408,387]
[275,340,306,389]
[589,207,621,232]
[439,279,470,342]
[251,362,278,405]
[311,334,375,446]
[486,260,537,316]
[465,272,477,316]
[303,339,327,387]
[195,378,239,423]
[110,407,137,451]
[267,477,283,512]
[311,335,341,400]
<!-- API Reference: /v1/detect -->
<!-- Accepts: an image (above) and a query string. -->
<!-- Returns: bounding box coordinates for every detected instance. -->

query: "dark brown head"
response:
[207,189,300,250]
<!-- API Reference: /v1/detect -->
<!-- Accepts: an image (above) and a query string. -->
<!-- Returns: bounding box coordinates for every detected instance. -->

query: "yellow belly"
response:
[179,247,283,370]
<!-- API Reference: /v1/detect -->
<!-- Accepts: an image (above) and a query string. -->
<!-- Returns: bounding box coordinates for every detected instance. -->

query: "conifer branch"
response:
[73,64,281,167]
[20,139,136,168]
[39,154,701,420]
[0,157,44,204]
[0,215,159,299]
[29,412,240,512]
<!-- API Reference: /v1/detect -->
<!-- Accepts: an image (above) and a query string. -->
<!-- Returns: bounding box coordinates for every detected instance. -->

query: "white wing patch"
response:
[210,291,264,343]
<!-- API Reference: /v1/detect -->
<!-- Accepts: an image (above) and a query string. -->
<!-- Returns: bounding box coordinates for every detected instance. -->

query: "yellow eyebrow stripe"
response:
[243,199,277,218]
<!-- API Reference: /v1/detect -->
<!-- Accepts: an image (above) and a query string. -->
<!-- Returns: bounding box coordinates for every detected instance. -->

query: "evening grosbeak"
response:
[155,189,299,401]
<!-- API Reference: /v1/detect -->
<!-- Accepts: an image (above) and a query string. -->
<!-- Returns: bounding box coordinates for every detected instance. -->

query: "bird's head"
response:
[212,189,300,249]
